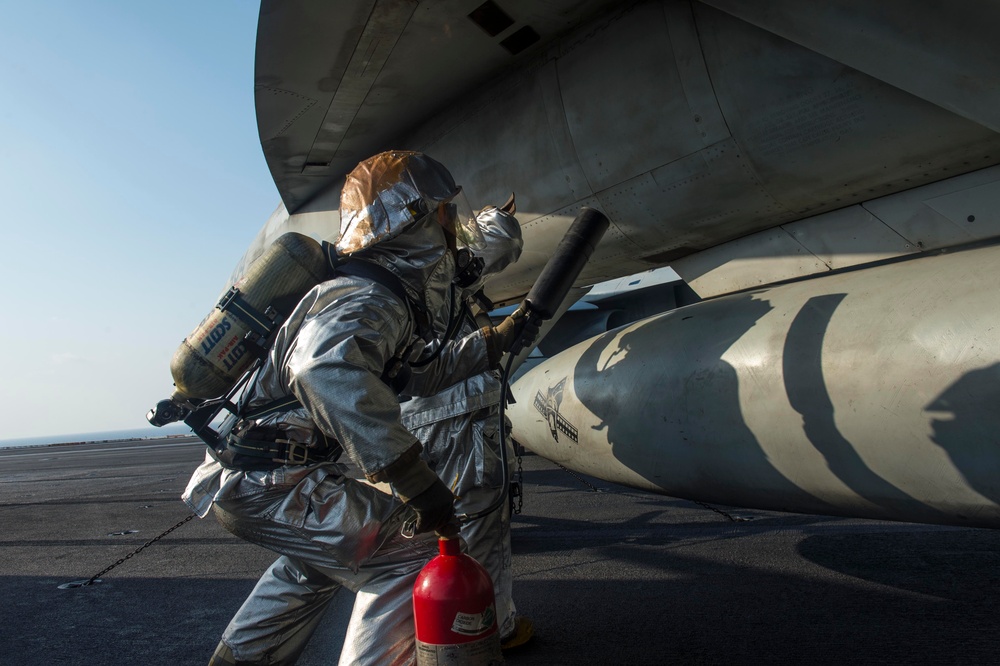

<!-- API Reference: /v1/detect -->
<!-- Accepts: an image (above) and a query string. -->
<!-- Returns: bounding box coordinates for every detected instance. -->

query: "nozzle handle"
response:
[524,207,610,320]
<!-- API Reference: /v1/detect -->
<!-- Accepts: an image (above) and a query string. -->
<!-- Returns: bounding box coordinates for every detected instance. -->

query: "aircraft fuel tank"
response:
[509,244,1000,528]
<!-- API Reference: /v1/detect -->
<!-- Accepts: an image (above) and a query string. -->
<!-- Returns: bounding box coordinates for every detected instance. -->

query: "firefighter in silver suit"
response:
[183,151,530,665]
[400,201,533,648]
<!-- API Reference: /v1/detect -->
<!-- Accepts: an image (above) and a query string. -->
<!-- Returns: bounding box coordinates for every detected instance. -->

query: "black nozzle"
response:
[524,207,610,320]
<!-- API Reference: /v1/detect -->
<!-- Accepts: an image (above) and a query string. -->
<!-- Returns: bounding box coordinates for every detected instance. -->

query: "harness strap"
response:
[217,286,276,338]
[335,257,412,308]
[324,243,433,338]
[243,394,302,420]
[225,427,342,468]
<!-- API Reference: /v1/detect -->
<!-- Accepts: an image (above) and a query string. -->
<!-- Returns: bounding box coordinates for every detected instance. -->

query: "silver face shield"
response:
[435,189,485,253]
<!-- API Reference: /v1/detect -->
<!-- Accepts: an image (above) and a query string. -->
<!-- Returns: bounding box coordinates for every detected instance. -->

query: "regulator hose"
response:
[455,350,517,523]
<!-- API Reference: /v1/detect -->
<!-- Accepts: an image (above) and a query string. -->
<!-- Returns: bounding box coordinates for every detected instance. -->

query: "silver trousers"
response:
[212,467,437,665]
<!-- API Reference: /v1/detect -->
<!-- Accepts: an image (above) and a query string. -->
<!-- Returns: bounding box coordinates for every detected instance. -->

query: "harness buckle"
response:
[400,515,416,539]
[277,439,310,466]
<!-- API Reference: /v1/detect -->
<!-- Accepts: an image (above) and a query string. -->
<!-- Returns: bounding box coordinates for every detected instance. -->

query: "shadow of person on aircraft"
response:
[783,293,949,522]
[926,362,1000,506]
[571,292,836,513]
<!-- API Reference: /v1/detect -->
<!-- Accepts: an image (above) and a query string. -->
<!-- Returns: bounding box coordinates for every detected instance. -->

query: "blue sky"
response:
[0,2,280,439]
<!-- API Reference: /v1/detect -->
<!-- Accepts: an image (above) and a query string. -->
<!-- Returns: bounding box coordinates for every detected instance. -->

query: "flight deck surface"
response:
[2,437,998,665]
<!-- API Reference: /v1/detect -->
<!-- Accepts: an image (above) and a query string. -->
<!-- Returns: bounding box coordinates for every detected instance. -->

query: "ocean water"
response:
[0,423,193,449]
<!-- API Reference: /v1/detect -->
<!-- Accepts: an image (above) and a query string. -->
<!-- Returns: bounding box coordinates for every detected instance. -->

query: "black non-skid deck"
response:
[2,437,999,665]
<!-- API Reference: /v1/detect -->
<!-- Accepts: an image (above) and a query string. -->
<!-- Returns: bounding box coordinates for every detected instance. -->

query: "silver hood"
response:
[358,213,457,340]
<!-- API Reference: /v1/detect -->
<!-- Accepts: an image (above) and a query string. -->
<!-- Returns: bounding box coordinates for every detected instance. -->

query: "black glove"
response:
[492,304,541,356]
[375,447,457,535]
[406,476,456,534]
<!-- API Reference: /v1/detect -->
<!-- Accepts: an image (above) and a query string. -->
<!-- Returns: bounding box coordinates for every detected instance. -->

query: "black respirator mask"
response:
[453,248,485,289]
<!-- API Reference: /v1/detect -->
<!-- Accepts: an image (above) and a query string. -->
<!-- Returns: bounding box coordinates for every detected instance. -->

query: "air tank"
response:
[169,232,327,400]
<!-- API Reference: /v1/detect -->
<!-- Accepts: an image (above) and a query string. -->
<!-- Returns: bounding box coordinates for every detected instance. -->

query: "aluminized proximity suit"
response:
[401,205,524,639]
[184,152,495,666]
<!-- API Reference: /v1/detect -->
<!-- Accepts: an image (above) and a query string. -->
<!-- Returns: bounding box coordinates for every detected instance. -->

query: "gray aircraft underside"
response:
[242,0,1000,528]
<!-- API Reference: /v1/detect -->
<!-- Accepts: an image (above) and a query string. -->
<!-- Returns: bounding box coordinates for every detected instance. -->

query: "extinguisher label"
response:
[451,605,496,636]
[416,634,503,666]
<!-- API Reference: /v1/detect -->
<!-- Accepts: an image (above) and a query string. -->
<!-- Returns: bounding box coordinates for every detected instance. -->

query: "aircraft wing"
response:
[253,0,1000,307]
[256,0,616,215]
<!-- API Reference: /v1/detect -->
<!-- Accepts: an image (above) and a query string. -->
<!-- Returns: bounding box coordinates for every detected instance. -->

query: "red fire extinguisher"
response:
[413,536,503,665]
